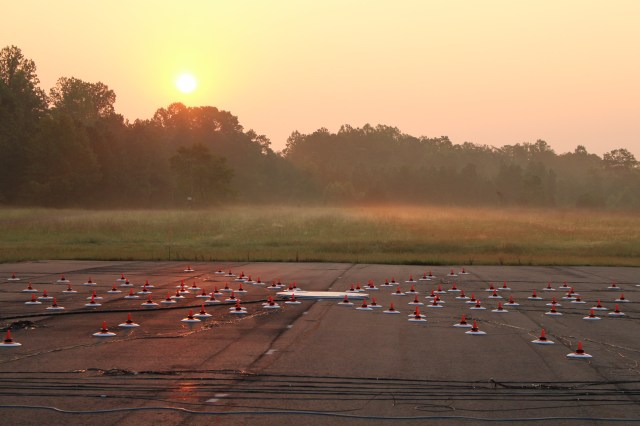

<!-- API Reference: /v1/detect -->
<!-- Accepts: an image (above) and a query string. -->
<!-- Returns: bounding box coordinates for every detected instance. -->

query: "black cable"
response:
[1,404,640,421]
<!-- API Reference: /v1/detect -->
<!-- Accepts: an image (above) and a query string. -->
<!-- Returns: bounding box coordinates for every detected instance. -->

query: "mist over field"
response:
[1,206,638,266]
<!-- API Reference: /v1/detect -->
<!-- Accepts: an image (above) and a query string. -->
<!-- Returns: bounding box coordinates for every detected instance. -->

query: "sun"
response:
[176,73,197,93]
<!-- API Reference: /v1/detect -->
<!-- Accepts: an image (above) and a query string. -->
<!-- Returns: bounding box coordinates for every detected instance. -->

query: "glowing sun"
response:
[176,73,197,93]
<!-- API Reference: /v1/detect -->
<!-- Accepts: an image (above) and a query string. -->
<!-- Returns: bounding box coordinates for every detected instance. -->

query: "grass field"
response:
[0,206,639,266]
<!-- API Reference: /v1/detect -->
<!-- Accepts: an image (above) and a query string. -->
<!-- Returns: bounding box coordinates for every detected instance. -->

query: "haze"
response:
[2,0,639,156]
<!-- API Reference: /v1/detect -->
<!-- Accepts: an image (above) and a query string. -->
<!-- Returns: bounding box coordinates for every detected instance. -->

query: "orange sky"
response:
[3,1,639,156]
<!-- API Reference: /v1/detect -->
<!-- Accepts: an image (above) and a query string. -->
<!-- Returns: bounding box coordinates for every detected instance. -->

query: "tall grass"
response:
[0,206,638,266]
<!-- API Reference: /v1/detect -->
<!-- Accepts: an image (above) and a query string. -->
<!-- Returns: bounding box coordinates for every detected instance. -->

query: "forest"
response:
[1,45,639,210]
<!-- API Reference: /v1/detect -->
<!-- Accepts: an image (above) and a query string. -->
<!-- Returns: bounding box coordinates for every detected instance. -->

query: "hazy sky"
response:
[3,1,639,156]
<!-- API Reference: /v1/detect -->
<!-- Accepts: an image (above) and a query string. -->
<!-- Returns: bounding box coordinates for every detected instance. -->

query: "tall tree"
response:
[0,45,47,202]
[603,148,638,171]
[49,77,116,125]
[22,114,100,206]
[170,143,233,206]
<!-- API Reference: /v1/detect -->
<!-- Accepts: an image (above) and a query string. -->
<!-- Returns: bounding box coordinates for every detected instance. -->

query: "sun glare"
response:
[176,73,197,93]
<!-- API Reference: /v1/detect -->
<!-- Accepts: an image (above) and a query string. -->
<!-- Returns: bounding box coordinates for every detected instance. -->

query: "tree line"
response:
[1,45,639,209]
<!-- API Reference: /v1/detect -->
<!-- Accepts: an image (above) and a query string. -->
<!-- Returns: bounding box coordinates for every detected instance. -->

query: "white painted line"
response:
[207,393,229,403]
[266,349,277,355]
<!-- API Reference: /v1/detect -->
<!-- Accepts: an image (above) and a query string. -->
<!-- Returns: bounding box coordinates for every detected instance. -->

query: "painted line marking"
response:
[207,393,229,403]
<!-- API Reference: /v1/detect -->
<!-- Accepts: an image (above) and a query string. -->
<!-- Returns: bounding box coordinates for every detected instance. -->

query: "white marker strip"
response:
[207,393,229,403]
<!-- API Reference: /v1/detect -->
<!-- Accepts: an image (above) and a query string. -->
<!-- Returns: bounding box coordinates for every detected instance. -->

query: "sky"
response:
[2,0,639,156]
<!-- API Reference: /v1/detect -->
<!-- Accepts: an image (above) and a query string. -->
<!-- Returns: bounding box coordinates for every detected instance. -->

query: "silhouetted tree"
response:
[603,148,638,171]
[0,45,47,202]
[170,143,233,205]
[22,114,100,206]
[49,77,117,125]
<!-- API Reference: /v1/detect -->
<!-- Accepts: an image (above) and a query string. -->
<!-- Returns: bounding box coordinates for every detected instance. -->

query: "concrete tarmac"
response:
[0,261,639,425]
